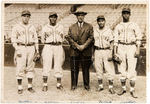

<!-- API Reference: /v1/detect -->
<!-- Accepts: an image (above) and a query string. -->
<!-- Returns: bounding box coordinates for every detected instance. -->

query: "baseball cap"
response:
[21,10,31,16]
[49,12,58,18]
[97,15,105,21]
[122,8,131,13]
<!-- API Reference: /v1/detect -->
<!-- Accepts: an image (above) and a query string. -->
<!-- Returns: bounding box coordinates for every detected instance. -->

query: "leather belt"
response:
[94,46,110,50]
[45,42,62,45]
[118,41,136,45]
[17,43,35,46]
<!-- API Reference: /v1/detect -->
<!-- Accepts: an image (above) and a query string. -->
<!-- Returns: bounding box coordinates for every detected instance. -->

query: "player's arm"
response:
[11,26,22,57]
[41,27,46,44]
[11,26,19,51]
[134,24,143,58]
[60,25,64,42]
[108,29,114,50]
[113,25,119,55]
[33,26,39,53]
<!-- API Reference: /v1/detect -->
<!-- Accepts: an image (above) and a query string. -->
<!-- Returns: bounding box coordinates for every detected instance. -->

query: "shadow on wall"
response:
[4,43,146,76]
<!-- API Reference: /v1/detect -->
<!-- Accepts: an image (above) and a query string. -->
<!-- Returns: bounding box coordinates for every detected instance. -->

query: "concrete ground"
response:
[2,67,146,103]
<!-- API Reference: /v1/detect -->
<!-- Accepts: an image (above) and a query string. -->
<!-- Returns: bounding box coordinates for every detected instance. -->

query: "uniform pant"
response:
[117,44,137,81]
[94,49,115,80]
[42,45,65,78]
[15,45,35,79]
[70,55,92,87]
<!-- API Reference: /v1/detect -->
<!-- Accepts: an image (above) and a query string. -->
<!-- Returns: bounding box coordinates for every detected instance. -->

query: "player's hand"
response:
[33,52,40,62]
[16,50,22,57]
[107,56,113,61]
[134,49,140,58]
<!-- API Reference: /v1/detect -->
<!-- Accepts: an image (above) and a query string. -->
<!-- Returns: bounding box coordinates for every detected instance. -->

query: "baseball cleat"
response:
[117,90,126,96]
[97,87,104,92]
[28,87,35,93]
[42,86,48,92]
[109,88,115,94]
[57,84,63,90]
[18,89,23,94]
[84,86,90,91]
[130,91,138,98]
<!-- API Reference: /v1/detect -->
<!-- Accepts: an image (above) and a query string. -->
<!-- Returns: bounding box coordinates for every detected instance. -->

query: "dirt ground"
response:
[2,67,146,103]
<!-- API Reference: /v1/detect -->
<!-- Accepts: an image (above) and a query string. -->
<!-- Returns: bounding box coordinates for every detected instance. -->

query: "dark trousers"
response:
[70,55,92,88]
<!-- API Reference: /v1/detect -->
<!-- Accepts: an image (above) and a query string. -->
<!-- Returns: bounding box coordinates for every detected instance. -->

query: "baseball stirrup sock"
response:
[28,84,32,88]
[109,85,113,89]
[18,85,23,90]
[122,86,126,90]
[57,83,61,87]
[99,84,103,88]
[130,87,135,92]
[43,83,48,86]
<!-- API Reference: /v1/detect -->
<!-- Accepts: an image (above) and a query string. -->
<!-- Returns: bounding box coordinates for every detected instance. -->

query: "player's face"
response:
[122,12,130,21]
[49,16,57,25]
[22,15,30,24]
[76,14,85,23]
[97,19,105,28]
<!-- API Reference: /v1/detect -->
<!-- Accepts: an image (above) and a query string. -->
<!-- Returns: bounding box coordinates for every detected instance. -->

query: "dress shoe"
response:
[117,89,126,96]
[84,86,90,91]
[18,89,23,94]
[130,90,138,98]
[109,88,115,94]
[71,86,77,91]
[42,86,48,92]
[28,87,35,93]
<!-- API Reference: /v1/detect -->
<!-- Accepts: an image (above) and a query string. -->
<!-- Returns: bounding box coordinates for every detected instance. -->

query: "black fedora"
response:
[73,11,87,16]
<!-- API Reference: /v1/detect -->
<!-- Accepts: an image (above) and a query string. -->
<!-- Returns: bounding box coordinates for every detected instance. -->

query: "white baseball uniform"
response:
[41,23,65,78]
[11,22,38,79]
[94,26,115,80]
[114,22,142,81]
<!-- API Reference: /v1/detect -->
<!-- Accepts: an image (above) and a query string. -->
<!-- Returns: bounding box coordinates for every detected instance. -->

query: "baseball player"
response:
[11,10,39,94]
[114,8,142,98]
[41,12,65,91]
[94,15,115,94]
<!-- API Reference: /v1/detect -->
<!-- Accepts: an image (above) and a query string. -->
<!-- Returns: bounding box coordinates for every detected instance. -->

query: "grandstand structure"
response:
[4,4,147,45]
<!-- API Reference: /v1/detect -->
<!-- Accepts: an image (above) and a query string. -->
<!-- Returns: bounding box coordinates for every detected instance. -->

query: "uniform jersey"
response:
[11,22,38,49]
[41,23,64,43]
[94,26,115,80]
[114,22,142,45]
[41,23,65,78]
[94,26,113,48]
[114,21,142,81]
[11,22,38,80]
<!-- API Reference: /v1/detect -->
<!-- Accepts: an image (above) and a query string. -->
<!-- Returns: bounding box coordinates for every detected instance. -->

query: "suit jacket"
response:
[67,22,94,56]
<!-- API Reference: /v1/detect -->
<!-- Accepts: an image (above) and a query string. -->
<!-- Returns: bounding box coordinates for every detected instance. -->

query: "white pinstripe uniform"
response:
[11,22,38,79]
[94,26,115,80]
[41,23,65,78]
[114,22,142,81]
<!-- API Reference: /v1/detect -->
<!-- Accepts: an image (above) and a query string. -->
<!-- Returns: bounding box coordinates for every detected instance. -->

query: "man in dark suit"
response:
[65,11,94,91]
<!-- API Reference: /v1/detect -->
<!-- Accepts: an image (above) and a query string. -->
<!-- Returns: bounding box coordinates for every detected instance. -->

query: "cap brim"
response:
[21,14,31,16]
[49,14,58,17]
[122,11,130,13]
